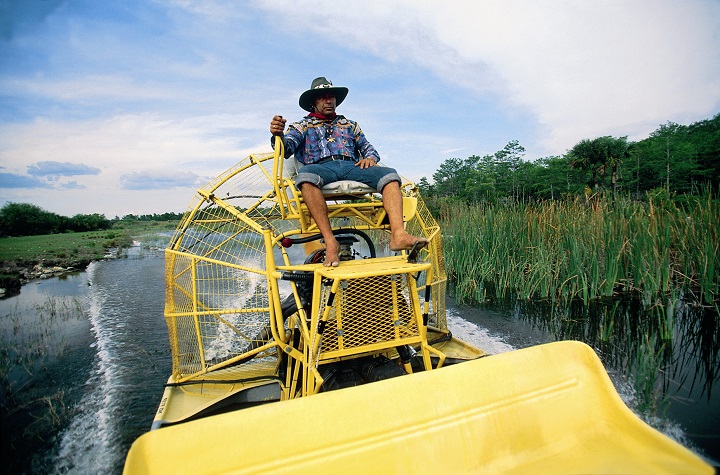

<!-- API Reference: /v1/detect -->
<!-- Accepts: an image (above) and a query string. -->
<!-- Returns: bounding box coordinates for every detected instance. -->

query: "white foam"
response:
[52,262,120,474]
[446,309,515,355]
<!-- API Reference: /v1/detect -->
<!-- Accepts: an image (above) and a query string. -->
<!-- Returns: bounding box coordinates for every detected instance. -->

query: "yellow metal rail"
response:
[162,143,449,397]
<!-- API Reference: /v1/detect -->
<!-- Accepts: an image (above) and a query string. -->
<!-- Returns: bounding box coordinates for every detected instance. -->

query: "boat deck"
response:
[152,359,281,428]
[126,341,712,474]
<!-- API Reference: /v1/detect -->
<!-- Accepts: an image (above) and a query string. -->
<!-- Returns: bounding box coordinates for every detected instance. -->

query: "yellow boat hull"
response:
[124,341,712,474]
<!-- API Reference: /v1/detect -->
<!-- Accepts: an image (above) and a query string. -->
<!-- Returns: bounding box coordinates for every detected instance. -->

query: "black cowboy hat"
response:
[298,77,349,112]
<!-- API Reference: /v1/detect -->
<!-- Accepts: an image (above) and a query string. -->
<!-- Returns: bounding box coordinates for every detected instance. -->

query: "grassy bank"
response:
[0,220,178,290]
[440,195,719,306]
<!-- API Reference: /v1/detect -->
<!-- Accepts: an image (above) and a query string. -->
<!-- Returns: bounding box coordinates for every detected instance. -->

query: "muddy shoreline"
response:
[0,258,96,297]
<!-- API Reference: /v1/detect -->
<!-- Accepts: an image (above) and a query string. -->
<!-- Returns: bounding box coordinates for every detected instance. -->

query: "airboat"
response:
[123,139,712,474]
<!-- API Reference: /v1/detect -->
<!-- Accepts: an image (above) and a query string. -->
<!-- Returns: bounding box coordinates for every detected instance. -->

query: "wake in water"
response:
[446,310,515,355]
[605,366,701,459]
[52,261,120,474]
[51,249,171,474]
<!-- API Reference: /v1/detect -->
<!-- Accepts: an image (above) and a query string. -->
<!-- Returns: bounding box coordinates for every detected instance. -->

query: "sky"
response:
[1,0,719,218]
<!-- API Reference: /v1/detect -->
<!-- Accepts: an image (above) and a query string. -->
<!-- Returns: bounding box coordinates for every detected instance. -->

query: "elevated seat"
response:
[319,179,376,198]
[272,137,417,233]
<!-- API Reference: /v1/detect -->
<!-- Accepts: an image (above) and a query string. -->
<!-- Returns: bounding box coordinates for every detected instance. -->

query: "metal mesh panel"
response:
[168,152,291,252]
[318,274,419,355]
[165,248,275,379]
[163,150,449,382]
[164,153,283,382]
[405,193,447,330]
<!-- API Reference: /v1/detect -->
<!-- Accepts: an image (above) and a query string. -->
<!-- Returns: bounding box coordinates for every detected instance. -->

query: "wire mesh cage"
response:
[163,150,448,383]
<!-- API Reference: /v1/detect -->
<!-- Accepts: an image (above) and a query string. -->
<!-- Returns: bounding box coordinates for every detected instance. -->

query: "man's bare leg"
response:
[381,181,429,251]
[301,183,340,266]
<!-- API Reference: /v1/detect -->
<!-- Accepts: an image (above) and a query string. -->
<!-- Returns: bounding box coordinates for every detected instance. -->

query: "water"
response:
[1,247,717,473]
[1,247,170,474]
[52,249,170,473]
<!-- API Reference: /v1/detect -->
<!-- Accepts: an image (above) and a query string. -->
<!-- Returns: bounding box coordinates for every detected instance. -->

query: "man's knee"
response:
[294,172,324,190]
[376,173,402,192]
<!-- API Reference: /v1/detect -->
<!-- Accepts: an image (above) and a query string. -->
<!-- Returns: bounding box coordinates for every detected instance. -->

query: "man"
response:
[270,77,427,267]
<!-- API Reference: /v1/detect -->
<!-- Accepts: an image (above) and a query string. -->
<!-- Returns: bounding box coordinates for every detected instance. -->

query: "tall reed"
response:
[441,195,719,306]
[1,295,88,472]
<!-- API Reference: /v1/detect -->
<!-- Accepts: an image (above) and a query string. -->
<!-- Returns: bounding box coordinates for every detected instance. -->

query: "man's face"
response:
[313,93,336,116]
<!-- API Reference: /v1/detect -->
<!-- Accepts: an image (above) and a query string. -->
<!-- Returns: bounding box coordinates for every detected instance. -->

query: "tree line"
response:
[2,114,716,237]
[418,114,719,207]
[116,212,184,222]
[0,202,183,237]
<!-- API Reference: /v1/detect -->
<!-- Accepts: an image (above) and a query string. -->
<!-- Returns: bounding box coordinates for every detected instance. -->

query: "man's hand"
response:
[356,157,377,169]
[270,115,286,135]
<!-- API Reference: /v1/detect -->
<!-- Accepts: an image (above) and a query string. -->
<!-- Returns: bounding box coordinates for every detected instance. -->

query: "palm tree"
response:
[568,136,629,192]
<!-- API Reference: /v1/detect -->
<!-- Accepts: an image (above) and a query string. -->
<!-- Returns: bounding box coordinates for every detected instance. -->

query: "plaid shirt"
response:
[281,115,381,165]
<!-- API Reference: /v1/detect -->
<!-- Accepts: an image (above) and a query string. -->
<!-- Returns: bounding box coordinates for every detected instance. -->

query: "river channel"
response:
[1,245,718,473]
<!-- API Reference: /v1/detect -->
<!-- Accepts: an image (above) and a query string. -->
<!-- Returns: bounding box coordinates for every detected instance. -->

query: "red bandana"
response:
[308,112,336,120]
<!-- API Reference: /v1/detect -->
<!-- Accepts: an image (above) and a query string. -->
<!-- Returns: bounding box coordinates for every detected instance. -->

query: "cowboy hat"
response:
[298,77,349,112]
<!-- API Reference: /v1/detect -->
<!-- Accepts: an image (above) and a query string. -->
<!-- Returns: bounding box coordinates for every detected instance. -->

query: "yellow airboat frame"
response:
[124,341,712,475]
[154,137,471,428]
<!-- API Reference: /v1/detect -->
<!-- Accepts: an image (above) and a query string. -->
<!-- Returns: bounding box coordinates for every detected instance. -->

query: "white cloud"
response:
[0,113,270,216]
[258,0,720,154]
[27,161,101,177]
[1,75,180,103]
[119,169,202,190]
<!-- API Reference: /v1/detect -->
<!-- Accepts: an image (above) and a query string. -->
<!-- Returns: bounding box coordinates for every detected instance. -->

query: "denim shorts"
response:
[294,159,401,192]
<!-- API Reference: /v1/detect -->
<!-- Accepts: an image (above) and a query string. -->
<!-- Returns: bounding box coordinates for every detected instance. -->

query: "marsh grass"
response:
[442,195,719,415]
[0,230,132,265]
[442,195,719,306]
[632,333,670,414]
[1,295,88,471]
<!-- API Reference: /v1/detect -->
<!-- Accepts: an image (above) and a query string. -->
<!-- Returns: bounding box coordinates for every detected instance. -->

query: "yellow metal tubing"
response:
[189,257,207,374]
[197,189,265,234]
[263,228,289,346]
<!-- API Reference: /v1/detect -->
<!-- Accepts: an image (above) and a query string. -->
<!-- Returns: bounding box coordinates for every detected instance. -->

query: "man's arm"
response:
[270,115,304,159]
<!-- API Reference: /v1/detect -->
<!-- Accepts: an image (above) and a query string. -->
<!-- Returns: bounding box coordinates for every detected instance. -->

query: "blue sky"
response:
[1,0,719,217]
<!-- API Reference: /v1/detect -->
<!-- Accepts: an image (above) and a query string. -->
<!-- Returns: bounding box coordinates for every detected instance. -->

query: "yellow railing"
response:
[163,143,451,396]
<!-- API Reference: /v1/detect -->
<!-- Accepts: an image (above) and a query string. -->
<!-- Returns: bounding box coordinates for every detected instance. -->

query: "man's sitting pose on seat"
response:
[270,77,428,267]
